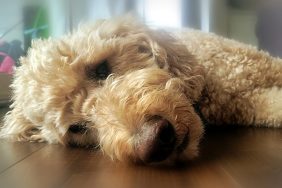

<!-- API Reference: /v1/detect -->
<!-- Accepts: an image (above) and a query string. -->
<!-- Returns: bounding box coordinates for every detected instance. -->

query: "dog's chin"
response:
[163,146,200,166]
[176,131,190,153]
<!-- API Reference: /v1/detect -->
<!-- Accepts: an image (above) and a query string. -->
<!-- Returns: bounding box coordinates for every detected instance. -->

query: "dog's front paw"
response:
[29,134,46,143]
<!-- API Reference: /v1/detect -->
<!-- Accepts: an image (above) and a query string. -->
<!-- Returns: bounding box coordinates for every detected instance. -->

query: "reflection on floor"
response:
[0,127,282,188]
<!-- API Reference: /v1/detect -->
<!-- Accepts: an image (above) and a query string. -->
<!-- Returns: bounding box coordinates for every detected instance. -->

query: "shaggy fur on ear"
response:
[1,16,282,163]
[147,30,205,102]
[0,38,79,143]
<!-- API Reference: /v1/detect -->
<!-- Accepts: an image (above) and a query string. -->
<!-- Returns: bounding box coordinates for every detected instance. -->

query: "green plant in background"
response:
[24,7,49,39]
[23,6,49,51]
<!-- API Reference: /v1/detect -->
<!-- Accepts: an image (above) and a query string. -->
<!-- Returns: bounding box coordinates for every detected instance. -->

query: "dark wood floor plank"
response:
[200,127,282,188]
[0,141,45,173]
[63,162,241,188]
[61,144,242,188]
[0,127,281,188]
[0,144,242,188]
[0,145,98,188]
[1,108,46,174]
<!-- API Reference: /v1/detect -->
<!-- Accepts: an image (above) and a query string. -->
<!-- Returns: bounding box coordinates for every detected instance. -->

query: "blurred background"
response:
[0,0,282,107]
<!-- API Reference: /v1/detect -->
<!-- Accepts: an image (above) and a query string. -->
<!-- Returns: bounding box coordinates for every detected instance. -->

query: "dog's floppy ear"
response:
[147,30,205,102]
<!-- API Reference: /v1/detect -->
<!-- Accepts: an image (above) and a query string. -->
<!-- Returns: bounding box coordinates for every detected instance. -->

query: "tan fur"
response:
[1,17,281,163]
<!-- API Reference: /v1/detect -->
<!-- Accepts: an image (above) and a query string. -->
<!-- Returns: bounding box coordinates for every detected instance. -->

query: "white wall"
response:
[0,0,24,42]
[209,0,229,36]
[47,0,69,37]
[228,8,258,46]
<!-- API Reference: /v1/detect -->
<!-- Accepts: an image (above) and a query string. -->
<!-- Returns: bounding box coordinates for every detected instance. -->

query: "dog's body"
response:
[1,18,282,164]
[178,30,282,127]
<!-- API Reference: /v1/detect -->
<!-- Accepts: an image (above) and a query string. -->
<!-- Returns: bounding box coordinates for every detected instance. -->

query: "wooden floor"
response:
[0,107,282,188]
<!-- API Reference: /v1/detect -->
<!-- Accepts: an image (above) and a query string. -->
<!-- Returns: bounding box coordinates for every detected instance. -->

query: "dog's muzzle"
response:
[135,116,178,163]
[92,68,194,162]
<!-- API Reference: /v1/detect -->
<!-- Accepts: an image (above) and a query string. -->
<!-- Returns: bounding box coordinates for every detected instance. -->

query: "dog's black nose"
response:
[136,117,176,163]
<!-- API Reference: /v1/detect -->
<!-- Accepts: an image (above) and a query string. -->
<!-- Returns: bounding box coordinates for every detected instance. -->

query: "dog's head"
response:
[6,17,205,164]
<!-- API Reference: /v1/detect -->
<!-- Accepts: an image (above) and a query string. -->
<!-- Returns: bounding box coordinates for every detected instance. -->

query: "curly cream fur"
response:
[1,17,282,163]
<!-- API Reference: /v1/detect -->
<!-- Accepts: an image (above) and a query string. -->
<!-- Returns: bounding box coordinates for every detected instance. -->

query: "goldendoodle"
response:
[1,17,282,164]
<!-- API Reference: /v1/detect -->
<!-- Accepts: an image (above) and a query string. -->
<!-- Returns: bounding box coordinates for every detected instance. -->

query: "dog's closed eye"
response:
[138,45,151,54]
[86,60,111,80]
[69,123,88,134]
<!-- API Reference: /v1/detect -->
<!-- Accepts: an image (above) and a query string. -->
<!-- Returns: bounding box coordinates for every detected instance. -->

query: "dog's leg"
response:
[0,109,45,142]
[199,88,282,127]
[199,61,282,127]
[252,87,282,127]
